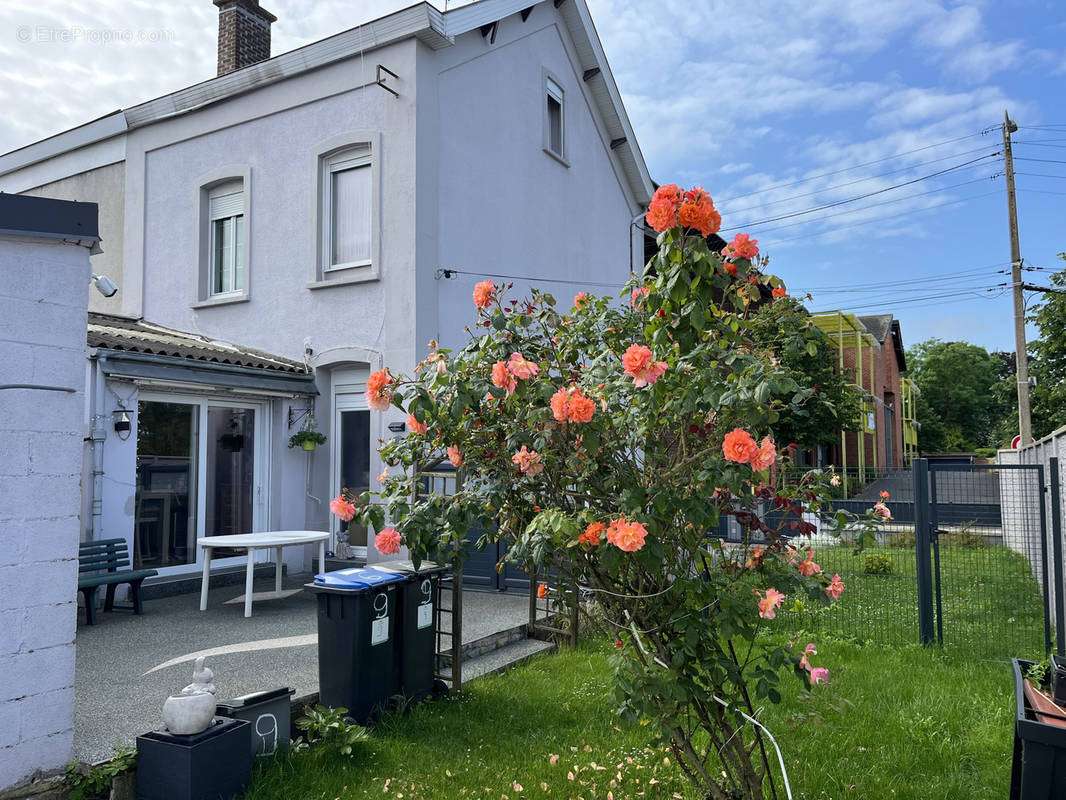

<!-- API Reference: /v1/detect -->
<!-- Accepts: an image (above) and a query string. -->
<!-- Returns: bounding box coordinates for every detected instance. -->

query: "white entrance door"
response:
[332,369,371,560]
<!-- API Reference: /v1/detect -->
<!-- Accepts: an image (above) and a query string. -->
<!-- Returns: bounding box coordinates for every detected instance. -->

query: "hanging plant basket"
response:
[289,429,327,451]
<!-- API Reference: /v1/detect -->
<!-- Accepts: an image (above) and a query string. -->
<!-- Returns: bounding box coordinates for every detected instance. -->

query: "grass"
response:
[245,637,1017,800]
[793,540,1046,657]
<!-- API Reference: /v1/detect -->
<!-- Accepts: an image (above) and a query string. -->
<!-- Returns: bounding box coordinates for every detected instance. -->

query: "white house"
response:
[0,0,653,593]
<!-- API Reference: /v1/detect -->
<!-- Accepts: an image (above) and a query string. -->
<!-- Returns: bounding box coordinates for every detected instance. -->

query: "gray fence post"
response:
[1050,457,1065,656]
[913,458,936,645]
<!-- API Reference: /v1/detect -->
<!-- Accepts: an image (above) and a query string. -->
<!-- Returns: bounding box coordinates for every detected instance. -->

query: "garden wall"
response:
[0,203,95,791]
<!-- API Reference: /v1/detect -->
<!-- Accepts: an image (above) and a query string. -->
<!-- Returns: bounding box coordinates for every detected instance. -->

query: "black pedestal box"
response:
[306,567,406,723]
[136,717,250,800]
[215,686,295,759]
[371,560,448,703]
[1011,658,1066,799]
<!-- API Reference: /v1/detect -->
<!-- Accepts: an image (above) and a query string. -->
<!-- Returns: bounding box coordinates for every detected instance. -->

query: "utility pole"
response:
[1003,109,1032,442]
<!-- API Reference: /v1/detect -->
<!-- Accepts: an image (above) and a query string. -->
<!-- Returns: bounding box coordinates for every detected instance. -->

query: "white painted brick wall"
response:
[0,235,90,791]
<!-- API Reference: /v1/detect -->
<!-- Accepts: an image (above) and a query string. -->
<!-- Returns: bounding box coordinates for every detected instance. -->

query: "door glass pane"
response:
[338,409,370,555]
[135,401,198,569]
[206,407,256,557]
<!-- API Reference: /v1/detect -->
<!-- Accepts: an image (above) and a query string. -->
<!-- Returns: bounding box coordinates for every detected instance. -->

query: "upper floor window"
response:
[322,145,372,272]
[194,169,251,307]
[544,75,565,161]
[209,182,245,296]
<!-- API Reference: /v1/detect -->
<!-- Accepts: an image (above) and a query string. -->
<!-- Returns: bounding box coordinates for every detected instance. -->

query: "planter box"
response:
[1011,659,1066,799]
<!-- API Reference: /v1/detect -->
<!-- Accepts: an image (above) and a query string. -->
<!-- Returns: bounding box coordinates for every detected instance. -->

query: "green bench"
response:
[78,538,158,625]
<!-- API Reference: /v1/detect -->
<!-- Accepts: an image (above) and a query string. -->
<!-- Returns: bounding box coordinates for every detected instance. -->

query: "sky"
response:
[2,0,1064,354]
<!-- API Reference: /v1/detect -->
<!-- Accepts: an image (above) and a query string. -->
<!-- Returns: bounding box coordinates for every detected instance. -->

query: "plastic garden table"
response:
[198,532,329,618]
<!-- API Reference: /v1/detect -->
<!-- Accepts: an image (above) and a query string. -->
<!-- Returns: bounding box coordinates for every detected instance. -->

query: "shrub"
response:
[337,185,886,799]
[863,553,894,575]
[889,530,916,548]
[294,705,369,757]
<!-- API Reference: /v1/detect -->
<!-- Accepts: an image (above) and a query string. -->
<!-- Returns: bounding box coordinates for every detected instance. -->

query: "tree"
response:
[1027,253,1066,439]
[747,301,862,449]
[334,185,884,799]
[906,339,1009,452]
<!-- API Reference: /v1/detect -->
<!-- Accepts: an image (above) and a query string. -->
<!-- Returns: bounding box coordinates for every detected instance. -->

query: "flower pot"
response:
[1011,658,1066,799]
[300,440,317,451]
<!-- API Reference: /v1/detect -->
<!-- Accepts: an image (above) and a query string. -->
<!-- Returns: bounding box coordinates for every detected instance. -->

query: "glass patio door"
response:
[204,405,258,558]
[135,400,199,569]
[134,395,266,573]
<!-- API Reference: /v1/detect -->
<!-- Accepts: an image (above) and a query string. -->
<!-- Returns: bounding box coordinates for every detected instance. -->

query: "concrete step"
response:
[440,636,556,683]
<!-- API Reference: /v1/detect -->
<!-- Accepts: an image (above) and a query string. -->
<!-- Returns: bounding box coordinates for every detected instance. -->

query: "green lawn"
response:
[792,540,1046,657]
[246,637,1016,800]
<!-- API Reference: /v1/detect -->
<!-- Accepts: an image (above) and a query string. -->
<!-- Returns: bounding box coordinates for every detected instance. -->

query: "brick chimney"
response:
[214,0,276,76]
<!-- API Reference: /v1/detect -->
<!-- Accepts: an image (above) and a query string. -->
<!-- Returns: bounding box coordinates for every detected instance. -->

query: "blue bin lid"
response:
[313,567,406,590]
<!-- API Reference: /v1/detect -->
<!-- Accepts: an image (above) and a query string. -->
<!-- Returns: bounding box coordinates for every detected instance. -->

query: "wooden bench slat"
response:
[79,561,131,573]
[79,569,157,588]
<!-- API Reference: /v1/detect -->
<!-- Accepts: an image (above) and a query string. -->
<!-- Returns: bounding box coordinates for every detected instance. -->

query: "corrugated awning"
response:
[89,313,317,395]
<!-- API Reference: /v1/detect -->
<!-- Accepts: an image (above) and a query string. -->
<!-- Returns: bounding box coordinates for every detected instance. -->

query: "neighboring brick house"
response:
[812,311,911,477]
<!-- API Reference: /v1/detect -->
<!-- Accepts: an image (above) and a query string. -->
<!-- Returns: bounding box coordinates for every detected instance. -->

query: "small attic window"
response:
[544,74,566,164]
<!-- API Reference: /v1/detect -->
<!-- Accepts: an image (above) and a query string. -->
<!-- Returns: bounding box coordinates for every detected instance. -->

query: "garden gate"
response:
[914,458,1064,657]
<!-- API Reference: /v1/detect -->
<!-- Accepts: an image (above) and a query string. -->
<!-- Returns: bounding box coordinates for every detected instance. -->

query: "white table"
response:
[198,531,330,618]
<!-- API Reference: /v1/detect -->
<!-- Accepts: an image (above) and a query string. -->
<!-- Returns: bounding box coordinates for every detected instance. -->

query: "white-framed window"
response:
[208,182,245,296]
[322,145,372,272]
[194,168,251,307]
[544,74,565,161]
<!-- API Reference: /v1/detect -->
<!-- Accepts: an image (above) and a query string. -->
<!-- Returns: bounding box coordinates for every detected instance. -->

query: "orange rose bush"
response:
[336,185,883,799]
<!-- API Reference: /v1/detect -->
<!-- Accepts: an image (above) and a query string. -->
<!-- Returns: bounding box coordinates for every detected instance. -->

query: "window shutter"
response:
[209,189,243,220]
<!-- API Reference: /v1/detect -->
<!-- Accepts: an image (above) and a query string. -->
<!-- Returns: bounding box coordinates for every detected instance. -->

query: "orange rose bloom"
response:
[365,369,393,412]
[573,292,589,309]
[606,517,648,552]
[772,287,787,299]
[491,360,517,395]
[630,286,650,309]
[645,184,681,232]
[723,262,738,276]
[406,413,427,436]
[579,522,605,546]
[622,343,668,388]
[473,280,495,309]
[722,428,759,464]
[677,187,721,237]
[723,232,759,261]
[749,436,776,472]
[448,445,464,468]
[550,386,595,424]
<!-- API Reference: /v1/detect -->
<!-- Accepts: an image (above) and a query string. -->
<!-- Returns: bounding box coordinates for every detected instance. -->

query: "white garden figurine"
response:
[162,657,218,735]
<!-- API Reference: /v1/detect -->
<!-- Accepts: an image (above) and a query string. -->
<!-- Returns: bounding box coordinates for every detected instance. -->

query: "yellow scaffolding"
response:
[810,311,877,493]
[900,377,920,466]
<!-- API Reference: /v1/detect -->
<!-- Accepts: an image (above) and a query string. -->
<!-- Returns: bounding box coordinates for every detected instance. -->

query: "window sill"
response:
[543,147,570,168]
[191,293,250,309]
[308,268,379,290]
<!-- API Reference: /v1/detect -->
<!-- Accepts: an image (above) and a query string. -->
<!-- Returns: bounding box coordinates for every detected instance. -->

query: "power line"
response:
[1017,187,1066,196]
[760,190,1000,246]
[1015,156,1066,165]
[745,173,1000,238]
[719,154,1001,232]
[809,286,1009,315]
[715,129,990,203]
[1016,172,1066,180]
[795,262,1008,292]
[719,144,997,215]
